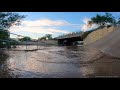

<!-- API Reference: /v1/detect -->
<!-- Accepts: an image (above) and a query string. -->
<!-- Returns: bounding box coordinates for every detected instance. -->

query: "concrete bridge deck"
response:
[55,32,84,39]
[55,32,84,46]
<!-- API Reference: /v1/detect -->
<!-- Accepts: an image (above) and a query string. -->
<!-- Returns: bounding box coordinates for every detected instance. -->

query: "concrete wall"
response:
[40,40,58,45]
[86,25,120,58]
[21,40,58,46]
[84,26,115,45]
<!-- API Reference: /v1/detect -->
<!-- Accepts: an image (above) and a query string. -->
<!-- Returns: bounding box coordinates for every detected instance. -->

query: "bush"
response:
[107,25,112,28]
[81,30,94,40]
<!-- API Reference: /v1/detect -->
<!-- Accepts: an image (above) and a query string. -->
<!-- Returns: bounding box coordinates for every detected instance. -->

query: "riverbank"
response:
[84,24,120,58]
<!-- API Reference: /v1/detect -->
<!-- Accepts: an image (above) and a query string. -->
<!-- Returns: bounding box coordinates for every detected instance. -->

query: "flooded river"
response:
[0,46,120,78]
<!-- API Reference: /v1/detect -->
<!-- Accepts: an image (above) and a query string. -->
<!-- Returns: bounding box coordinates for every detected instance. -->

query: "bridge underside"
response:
[57,37,83,46]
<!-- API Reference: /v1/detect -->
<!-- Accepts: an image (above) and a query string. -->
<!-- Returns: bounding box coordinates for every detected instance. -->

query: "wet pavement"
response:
[0,46,120,78]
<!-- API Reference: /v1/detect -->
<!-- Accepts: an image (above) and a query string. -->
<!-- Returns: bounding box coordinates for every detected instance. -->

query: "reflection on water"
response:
[0,46,120,78]
[0,50,12,78]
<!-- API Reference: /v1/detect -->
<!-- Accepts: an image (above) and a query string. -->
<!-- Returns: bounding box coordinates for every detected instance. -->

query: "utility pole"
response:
[26,42,27,50]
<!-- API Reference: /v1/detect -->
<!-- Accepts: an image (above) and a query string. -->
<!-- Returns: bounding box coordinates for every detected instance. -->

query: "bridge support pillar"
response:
[58,40,64,46]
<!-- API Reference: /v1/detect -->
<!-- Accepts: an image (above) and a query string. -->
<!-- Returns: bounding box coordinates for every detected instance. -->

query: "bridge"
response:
[55,32,84,46]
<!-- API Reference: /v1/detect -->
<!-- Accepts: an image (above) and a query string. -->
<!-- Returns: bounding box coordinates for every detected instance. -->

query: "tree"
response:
[38,34,53,41]
[89,13,116,28]
[0,12,25,48]
[45,34,52,40]
[0,12,25,30]
[19,37,31,41]
[117,17,120,25]
[0,30,9,39]
[0,30,10,48]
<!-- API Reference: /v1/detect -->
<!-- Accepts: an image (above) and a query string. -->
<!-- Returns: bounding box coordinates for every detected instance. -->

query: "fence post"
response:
[26,41,27,50]
[37,41,38,49]
[26,39,27,50]
[8,31,10,50]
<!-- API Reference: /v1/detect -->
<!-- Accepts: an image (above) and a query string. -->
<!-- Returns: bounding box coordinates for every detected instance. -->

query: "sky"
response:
[9,12,120,39]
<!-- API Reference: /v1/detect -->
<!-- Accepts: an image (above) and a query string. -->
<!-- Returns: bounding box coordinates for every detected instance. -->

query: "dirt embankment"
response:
[85,25,120,58]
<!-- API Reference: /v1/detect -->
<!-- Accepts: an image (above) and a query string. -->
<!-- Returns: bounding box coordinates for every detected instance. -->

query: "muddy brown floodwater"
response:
[0,46,120,78]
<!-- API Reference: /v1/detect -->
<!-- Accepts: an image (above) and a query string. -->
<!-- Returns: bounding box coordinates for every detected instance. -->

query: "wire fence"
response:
[0,30,39,51]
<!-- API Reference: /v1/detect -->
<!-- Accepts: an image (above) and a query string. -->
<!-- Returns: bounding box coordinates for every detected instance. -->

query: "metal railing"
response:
[0,29,39,50]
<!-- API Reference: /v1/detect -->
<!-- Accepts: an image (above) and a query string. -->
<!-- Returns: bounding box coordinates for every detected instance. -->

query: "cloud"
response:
[9,19,83,39]
[9,19,72,39]
[81,17,97,32]
[83,17,90,24]
[21,19,71,27]
[10,25,69,34]
[80,17,91,31]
